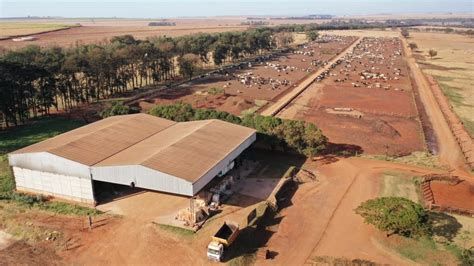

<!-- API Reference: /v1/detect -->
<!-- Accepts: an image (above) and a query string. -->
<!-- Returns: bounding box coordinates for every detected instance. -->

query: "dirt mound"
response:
[371,119,401,138]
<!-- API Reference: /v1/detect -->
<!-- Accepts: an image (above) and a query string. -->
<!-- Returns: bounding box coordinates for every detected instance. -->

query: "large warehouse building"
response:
[8,114,256,204]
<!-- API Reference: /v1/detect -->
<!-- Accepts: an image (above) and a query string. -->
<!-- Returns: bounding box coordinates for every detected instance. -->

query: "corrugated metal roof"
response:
[11,114,176,166]
[11,114,256,182]
[96,119,256,182]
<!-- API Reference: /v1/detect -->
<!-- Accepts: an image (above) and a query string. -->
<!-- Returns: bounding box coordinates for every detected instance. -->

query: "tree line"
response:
[0,19,421,127]
[148,103,328,157]
[270,19,422,33]
[0,28,277,127]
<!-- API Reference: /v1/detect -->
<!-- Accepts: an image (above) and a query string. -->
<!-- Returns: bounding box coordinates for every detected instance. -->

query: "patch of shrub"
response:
[355,197,431,238]
[100,101,139,118]
[149,103,327,157]
[0,191,101,216]
[207,87,225,95]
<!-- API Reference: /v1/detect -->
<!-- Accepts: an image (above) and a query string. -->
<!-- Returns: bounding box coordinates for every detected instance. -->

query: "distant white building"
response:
[12,36,37,42]
[9,114,256,205]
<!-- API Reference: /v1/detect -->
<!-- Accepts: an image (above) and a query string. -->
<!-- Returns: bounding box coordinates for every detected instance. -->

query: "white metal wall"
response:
[9,131,256,199]
[9,152,91,179]
[13,167,94,204]
[91,165,194,196]
[92,132,256,196]
[192,132,257,194]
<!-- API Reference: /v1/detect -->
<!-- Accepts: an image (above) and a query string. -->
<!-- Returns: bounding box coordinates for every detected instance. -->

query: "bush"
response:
[100,101,138,118]
[428,49,438,59]
[460,248,474,265]
[355,197,430,238]
[149,103,327,157]
[409,42,418,50]
[306,31,319,41]
[1,191,44,205]
[401,28,410,38]
[0,191,101,216]
[207,87,225,95]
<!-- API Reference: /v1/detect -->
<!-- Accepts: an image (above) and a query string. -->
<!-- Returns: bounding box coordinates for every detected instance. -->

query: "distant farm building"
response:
[12,36,37,42]
[8,114,256,204]
[148,21,176,26]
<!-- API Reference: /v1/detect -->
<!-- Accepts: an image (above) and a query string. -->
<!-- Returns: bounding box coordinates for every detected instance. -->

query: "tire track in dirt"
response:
[258,157,448,265]
[400,34,471,175]
[303,170,361,260]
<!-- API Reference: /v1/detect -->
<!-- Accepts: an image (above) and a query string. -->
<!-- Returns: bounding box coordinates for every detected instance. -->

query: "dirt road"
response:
[257,157,444,265]
[260,37,361,116]
[400,36,471,175]
[63,192,208,265]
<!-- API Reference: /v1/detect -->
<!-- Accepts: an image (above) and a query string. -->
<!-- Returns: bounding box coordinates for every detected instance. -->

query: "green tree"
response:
[100,101,137,118]
[460,248,474,265]
[408,42,418,50]
[306,31,319,41]
[355,197,430,238]
[178,53,200,80]
[401,28,410,38]
[274,32,294,48]
[149,103,327,157]
[428,49,438,59]
[149,102,195,122]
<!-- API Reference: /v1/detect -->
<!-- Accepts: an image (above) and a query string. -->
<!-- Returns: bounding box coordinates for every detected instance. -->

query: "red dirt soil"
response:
[280,37,426,155]
[143,36,357,115]
[0,22,247,49]
[257,157,444,266]
[0,18,330,49]
[431,180,474,211]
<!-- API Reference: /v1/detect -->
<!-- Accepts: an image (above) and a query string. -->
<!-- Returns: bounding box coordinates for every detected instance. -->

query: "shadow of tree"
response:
[323,142,364,157]
[429,211,462,242]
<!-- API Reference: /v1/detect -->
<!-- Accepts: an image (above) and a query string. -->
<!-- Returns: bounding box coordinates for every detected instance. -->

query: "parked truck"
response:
[207,221,240,262]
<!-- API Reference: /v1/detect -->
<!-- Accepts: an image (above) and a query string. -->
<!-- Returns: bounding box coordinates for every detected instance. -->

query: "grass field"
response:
[379,171,420,203]
[0,117,104,217]
[410,32,474,138]
[376,169,473,265]
[362,151,445,170]
[0,117,85,192]
[0,22,77,38]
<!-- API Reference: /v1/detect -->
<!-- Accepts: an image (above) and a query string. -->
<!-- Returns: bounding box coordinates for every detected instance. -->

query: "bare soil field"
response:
[431,180,474,211]
[279,37,426,155]
[409,32,474,138]
[346,12,473,20]
[0,24,246,49]
[323,29,400,38]
[257,157,457,265]
[140,36,357,115]
[0,17,325,49]
[400,35,472,173]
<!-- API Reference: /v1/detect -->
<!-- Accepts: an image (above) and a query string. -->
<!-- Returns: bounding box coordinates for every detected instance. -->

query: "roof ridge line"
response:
[89,115,178,166]
[139,120,214,166]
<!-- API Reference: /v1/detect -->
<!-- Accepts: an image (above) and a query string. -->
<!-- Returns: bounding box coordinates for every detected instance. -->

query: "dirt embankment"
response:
[257,157,445,266]
[425,75,474,169]
[400,35,471,174]
[409,66,438,154]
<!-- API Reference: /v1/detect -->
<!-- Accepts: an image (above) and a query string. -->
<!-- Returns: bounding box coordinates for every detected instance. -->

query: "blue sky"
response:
[1,0,473,18]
